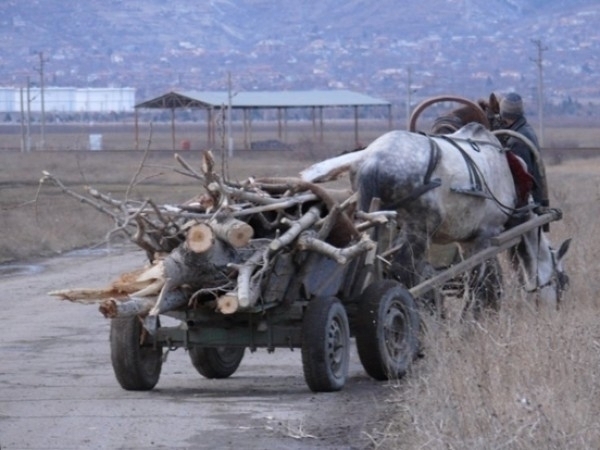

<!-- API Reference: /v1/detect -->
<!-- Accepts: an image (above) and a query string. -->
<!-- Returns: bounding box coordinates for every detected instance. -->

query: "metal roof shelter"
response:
[134,90,392,151]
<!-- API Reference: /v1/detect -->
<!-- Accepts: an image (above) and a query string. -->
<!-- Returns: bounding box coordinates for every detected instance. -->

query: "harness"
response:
[437,135,487,198]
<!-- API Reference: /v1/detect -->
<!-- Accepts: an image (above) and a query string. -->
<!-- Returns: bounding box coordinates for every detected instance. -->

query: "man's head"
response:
[500,92,524,121]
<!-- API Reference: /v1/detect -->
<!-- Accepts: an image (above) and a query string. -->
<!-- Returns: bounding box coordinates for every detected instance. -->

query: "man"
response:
[499,92,547,209]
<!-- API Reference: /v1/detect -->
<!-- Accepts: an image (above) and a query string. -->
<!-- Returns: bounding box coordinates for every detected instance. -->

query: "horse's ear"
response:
[489,93,500,113]
[557,238,572,260]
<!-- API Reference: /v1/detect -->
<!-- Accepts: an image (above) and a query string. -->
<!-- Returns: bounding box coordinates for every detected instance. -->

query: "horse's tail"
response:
[356,159,382,212]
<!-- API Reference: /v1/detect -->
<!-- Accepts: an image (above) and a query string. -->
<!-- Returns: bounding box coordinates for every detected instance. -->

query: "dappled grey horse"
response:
[353,122,570,312]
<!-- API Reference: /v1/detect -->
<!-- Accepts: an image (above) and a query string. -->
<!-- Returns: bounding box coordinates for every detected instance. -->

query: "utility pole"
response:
[531,39,547,147]
[26,76,32,152]
[19,87,25,152]
[34,51,48,150]
[406,67,412,130]
[227,71,233,158]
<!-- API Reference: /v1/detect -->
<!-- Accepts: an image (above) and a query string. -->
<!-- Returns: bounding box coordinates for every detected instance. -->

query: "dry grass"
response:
[0,148,312,262]
[2,127,600,449]
[371,160,600,449]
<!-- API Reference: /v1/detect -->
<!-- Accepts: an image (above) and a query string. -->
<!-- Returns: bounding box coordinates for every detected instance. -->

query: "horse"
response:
[352,122,570,313]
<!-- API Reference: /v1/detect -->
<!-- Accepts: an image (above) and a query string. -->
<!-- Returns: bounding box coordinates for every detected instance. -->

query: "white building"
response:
[0,87,136,113]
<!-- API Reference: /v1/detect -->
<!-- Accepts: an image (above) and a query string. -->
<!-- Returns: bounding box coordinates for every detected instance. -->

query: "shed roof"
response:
[135,89,391,109]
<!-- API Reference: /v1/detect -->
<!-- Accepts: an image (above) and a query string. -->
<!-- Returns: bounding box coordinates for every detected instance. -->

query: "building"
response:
[0,87,136,113]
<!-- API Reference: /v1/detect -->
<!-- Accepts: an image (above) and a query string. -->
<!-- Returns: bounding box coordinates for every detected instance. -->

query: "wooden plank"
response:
[409,209,562,298]
[409,236,521,298]
[490,210,561,246]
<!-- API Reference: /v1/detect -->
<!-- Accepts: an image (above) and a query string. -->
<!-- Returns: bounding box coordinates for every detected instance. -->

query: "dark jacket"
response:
[504,116,544,205]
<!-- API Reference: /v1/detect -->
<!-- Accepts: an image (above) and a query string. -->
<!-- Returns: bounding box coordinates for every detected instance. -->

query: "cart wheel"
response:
[188,347,245,379]
[355,281,420,381]
[110,316,162,391]
[301,296,350,392]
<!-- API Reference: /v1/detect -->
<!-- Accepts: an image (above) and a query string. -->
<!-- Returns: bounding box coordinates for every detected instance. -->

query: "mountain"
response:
[0,0,597,114]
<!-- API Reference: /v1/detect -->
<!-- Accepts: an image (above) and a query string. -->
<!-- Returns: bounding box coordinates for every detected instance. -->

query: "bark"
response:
[296,231,375,265]
[270,206,322,252]
[98,290,188,319]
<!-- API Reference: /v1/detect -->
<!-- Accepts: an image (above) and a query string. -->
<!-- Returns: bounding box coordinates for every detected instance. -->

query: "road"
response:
[0,246,396,450]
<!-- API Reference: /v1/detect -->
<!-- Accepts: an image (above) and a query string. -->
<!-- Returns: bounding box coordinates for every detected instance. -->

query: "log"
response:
[214,248,267,314]
[49,263,166,302]
[186,222,214,253]
[49,225,235,305]
[48,288,128,303]
[234,249,265,308]
[99,297,156,318]
[209,217,254,248]
[296,231,376,264]
[270,206,322,252]
[98,290,189,319]
[216,292,239,314]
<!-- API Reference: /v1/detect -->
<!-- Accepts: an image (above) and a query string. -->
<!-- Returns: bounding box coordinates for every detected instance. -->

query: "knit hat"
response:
[500,93,524,120]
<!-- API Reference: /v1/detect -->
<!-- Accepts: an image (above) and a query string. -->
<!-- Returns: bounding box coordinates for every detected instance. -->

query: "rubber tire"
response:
[188,347,245,379]
[355,281,420,381]
[301,296,350,393]
[110,317,162,391]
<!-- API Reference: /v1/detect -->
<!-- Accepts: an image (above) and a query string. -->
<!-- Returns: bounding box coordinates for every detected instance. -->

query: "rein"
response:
[433,135,525,219]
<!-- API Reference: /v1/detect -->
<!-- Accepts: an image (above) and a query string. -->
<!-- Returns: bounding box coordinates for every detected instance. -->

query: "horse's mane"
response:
[449,122,497,142]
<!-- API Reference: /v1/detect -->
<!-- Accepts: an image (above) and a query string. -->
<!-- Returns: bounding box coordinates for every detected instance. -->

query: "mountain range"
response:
[0,0,598,115]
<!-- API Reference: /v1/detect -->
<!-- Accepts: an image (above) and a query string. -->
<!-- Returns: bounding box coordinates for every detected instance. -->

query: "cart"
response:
[108,190,562,393]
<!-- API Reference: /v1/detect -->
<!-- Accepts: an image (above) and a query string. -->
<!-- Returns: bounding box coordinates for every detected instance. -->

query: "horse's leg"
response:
[389,225,445,318]
[463,257,503,319]
[389,225,428,288]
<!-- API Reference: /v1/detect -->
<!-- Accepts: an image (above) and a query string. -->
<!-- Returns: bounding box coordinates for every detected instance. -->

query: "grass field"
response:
[1,126,600,448]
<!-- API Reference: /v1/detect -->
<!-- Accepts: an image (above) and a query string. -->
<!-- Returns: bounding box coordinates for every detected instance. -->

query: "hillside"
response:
[0,0,598,112]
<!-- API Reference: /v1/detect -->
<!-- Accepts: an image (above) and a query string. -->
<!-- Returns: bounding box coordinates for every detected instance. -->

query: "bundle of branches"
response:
[46,150,388,319]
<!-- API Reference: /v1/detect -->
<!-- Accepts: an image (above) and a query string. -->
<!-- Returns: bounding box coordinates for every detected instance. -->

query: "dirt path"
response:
[0,247,395,449]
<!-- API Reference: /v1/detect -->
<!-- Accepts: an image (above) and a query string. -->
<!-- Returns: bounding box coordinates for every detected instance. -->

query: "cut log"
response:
[98,290,188,319]
[186,222,214,253]
[216,292,239,314]
[209,217,254,248]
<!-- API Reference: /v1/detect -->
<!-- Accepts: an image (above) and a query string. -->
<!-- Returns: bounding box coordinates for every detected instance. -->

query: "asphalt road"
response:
[0,247,396,450]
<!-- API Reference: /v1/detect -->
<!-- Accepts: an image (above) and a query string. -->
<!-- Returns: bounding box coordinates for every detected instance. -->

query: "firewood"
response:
[296,231,376,265]
[216,292,239,314]
[186,223,214,253]
[48,288,128,303]
[232,248,265,308]
[269,206,322,252]
[209,217,254,248]
[99,290,188,319]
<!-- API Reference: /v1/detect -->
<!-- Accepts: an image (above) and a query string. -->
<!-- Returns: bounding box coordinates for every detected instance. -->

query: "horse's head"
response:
[550,237,572,295]
[518,232,572,310]
[477,93,503,131]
